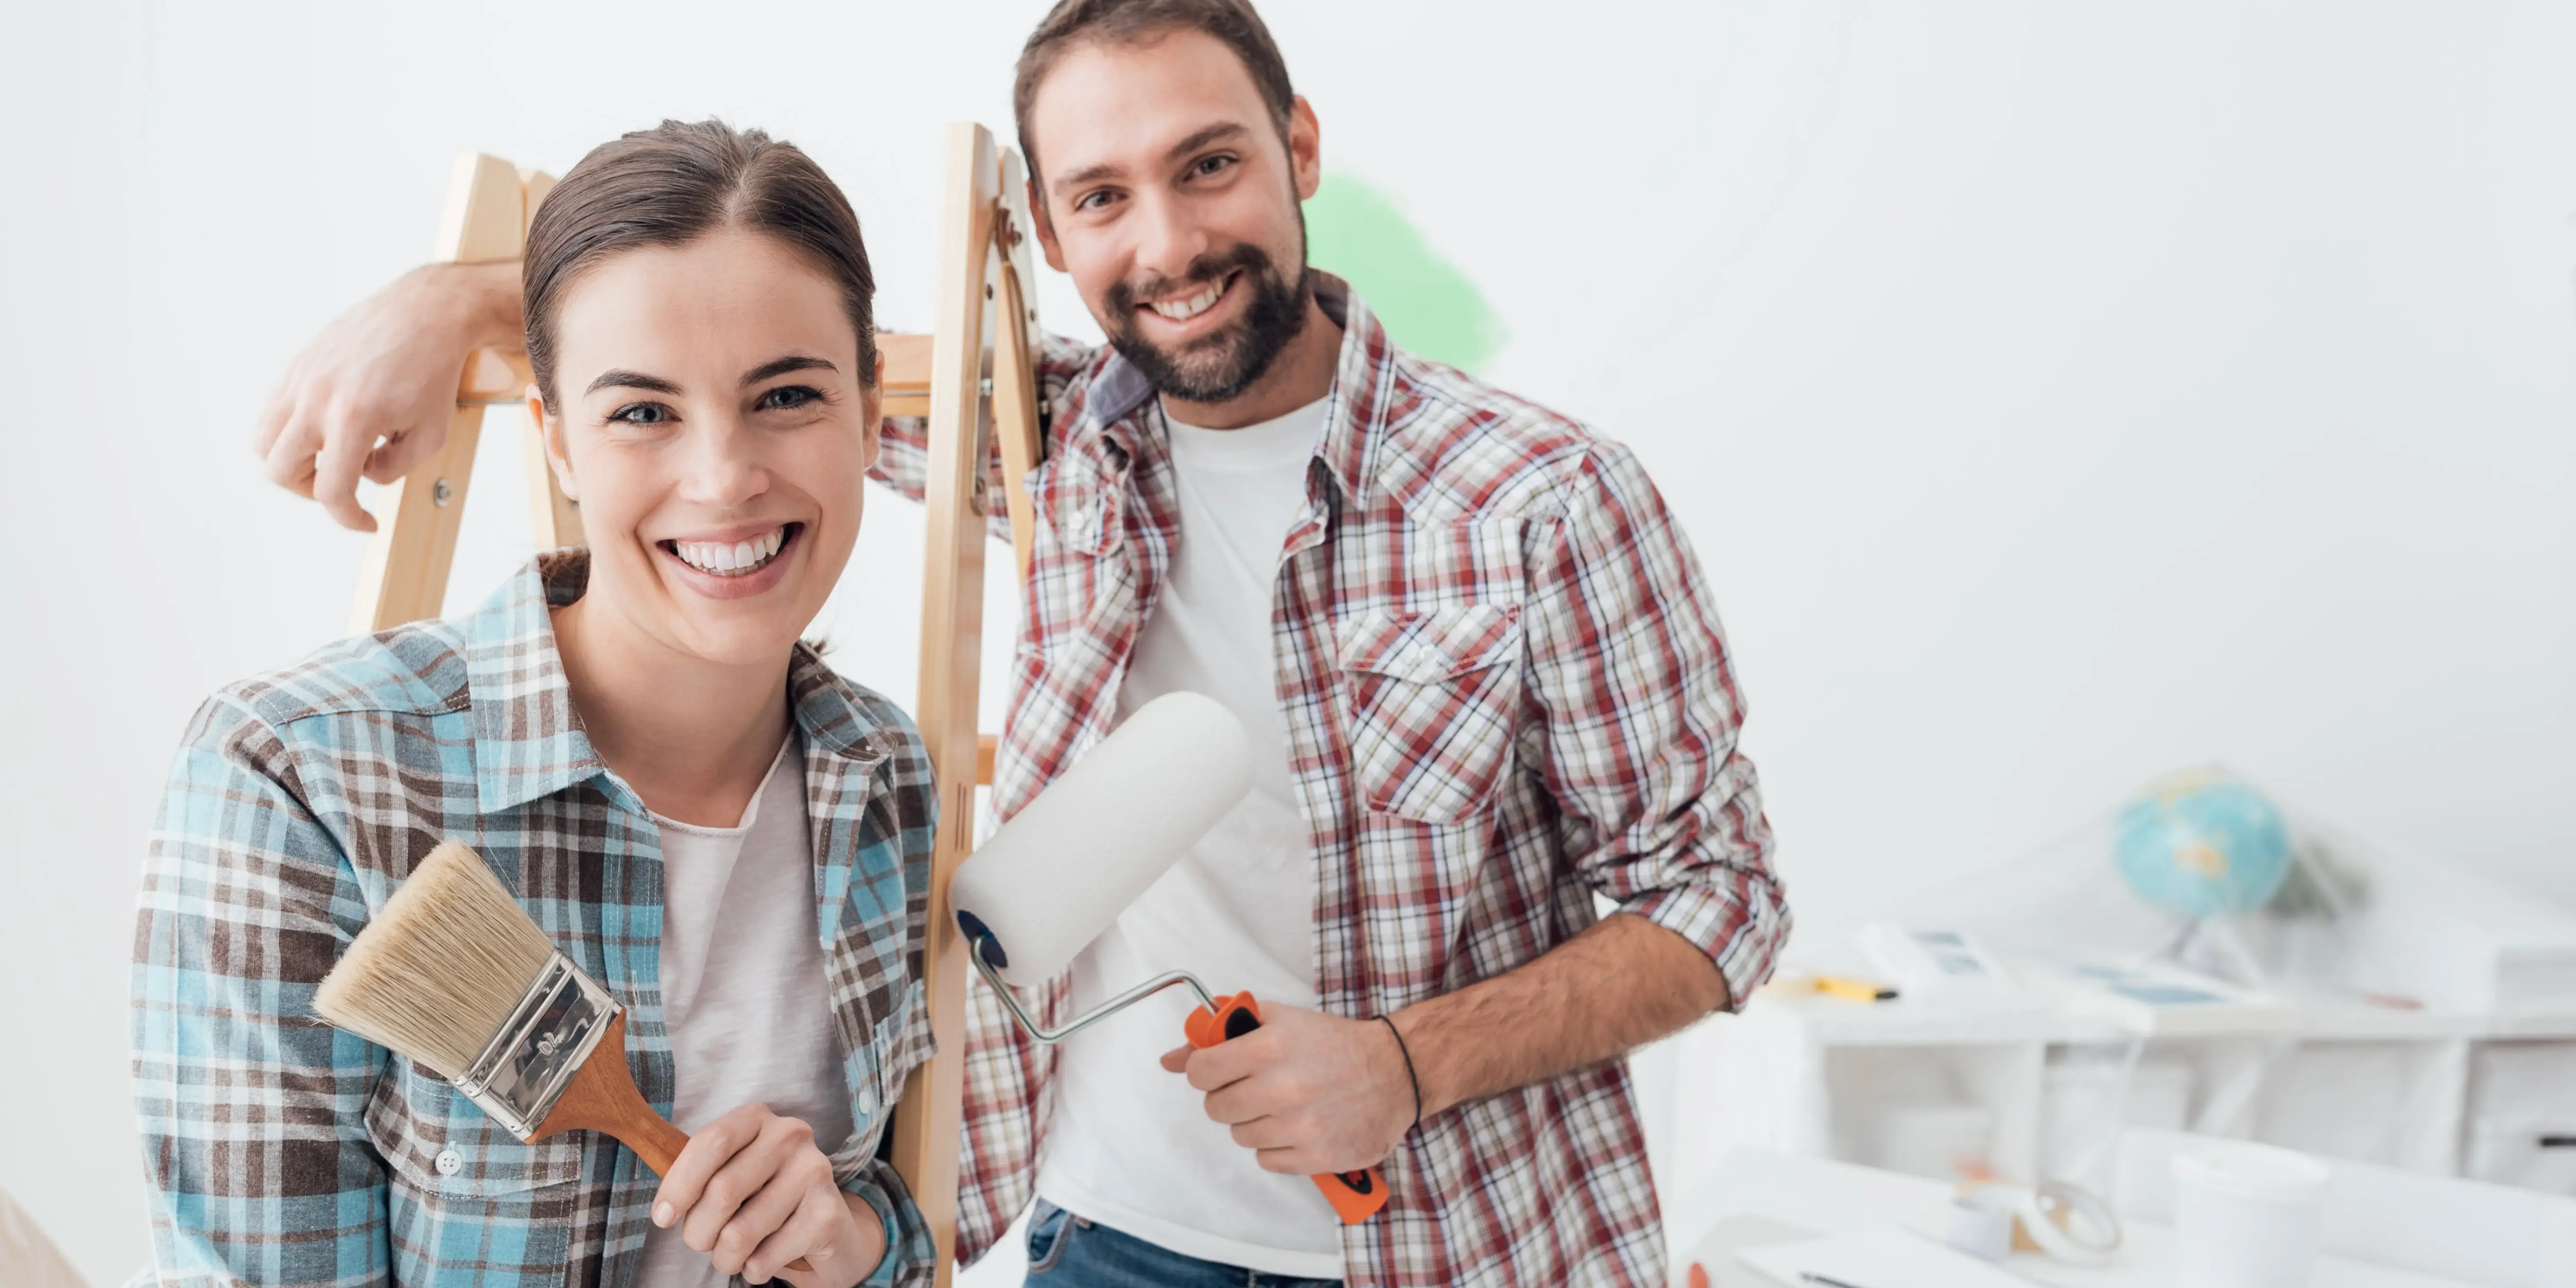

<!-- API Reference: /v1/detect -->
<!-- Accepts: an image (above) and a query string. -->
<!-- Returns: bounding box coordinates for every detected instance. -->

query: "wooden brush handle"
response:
[534,1013,691,1167]
[535,1012,811,1272]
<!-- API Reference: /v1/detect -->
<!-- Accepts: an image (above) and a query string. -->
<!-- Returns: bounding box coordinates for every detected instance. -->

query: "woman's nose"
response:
[676,416,770,508]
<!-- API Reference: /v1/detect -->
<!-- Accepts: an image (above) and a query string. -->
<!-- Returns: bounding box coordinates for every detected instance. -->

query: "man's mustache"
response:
[1106,244,1276,316]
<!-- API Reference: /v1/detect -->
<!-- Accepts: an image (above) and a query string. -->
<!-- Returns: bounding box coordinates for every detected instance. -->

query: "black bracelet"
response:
[1376,1014,1422,1130]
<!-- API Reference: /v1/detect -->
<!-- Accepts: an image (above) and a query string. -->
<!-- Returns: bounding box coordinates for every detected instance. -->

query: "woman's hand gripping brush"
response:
[650,1104,887,1288]
[312,841,885,1288]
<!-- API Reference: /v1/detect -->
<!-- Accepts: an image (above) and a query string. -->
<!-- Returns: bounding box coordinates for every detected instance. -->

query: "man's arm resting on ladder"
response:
[256,260,524,531]
[867,329,1090,546]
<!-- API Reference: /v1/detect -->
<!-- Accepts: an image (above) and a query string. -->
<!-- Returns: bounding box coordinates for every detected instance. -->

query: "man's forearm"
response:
[424,258,526,351]
[1390,912,1728,1120]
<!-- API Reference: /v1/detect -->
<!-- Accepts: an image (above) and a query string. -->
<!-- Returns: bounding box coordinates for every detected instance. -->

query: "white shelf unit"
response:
[1660,984,2576,1202]
[1651,829,2576,1206]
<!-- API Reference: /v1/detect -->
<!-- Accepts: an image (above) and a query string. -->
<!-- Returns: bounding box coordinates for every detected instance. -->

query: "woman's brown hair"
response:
[522,119,879,411]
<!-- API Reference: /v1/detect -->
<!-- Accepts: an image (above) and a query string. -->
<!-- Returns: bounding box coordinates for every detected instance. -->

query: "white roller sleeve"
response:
[949,691,1251,989]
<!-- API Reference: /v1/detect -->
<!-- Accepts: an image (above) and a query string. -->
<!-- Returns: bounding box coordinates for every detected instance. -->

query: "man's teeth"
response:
[673,527,787,576]
[1149,279,1225,322]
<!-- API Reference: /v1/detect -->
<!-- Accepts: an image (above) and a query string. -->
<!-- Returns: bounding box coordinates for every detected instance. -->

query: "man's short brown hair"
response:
[1012,0,1295,197]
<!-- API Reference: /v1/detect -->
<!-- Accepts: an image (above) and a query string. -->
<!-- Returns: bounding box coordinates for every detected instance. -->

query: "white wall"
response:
[6,3,2573,1282]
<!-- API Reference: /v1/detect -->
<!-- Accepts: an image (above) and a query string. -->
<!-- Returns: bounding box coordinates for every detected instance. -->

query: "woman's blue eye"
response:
[611,402,670,424]
[760,385,821,410]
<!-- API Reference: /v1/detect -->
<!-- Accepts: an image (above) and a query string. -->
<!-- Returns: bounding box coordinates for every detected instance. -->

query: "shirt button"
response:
[435,1148,463,1176]
[856,1079,879,1117]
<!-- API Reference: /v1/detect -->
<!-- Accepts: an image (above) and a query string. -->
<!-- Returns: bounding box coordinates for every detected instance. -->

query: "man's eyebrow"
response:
[586,369,682,396]
[742,355,838,385]
[1164,121,1251,164]
[1050,122,1255,193]
[1052,157,1124,191]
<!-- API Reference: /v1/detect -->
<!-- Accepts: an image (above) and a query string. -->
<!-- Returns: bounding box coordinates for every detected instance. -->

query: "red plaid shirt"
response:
[873,276,1787,1286]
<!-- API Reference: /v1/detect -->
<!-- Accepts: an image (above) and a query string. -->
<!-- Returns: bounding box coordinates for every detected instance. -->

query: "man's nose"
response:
[1129,190,1214,287]
[677,415,770,508]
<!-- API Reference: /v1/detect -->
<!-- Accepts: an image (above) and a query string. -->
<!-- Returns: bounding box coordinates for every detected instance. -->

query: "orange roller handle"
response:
[1184,991,1391,1224]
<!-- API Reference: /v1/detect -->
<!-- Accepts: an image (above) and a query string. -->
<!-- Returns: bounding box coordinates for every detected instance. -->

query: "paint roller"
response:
[949,691,1390,1223]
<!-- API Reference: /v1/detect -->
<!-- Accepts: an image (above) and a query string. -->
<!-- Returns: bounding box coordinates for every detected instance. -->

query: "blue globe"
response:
[2114,771,2294,917]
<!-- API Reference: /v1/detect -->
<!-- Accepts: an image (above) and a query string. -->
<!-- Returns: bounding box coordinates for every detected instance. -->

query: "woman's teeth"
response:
[673,527,787,576]
[1149,278,1226,321]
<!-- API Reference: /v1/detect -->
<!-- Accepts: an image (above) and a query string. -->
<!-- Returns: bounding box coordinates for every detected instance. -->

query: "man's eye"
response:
[1077,189,1116,212]
[758,385,821,410]
[611,402,671,424]
[1192,154,1233,178]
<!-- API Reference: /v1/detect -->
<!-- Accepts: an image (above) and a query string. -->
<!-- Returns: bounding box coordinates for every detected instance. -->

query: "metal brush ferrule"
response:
[451,952,620,1140]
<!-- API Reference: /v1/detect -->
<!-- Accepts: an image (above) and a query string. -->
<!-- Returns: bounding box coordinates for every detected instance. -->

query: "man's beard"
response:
[1102,241,1312,404]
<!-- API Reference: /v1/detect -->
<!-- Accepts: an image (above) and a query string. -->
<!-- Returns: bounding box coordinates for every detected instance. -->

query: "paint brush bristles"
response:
[314,840,556,1080]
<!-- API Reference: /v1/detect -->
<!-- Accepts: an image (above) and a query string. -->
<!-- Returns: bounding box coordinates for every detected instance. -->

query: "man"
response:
[254,2,1789,1284]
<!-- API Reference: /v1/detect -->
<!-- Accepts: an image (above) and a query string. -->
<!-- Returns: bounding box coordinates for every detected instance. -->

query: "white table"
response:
[1669,1147,2480,1288]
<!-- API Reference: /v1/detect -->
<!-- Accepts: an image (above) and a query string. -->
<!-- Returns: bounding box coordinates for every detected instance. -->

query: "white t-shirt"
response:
[638,737,856,1288]
[1034,396,1342,1279]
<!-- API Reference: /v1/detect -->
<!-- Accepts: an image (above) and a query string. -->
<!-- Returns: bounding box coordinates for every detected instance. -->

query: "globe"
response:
[2113,770,2294,918]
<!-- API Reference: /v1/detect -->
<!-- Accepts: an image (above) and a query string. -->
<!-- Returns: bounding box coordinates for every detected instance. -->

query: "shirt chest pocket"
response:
[369,1062,586,1204]
[1336,602,1525,825]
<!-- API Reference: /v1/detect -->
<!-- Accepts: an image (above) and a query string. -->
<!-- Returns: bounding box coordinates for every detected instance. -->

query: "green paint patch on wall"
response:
[1304,174,1505,373]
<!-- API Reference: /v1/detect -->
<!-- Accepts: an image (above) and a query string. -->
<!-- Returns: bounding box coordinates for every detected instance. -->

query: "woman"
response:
[133,120,934,1288]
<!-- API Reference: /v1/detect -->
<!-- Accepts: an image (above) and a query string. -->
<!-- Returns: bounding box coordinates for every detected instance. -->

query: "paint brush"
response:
[313,840,807,1270]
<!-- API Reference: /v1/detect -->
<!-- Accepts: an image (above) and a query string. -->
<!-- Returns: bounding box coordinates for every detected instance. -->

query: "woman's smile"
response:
[656,520,805,600]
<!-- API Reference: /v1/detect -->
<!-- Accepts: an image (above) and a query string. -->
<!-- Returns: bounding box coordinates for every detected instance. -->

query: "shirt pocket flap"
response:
[1335,604,1527,825]
[1337,604,1522,683]
[369,1069,584,1197]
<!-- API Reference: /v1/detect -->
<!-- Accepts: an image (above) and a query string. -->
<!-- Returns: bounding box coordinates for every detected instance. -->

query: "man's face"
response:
[1028,29,1322,404]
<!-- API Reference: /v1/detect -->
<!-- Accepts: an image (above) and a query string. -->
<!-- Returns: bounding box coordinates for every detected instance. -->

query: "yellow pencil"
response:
[1811,974,1899,1003]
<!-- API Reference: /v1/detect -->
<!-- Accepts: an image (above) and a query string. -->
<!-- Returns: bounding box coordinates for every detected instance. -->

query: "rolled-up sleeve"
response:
[133,696,388,1286]
[839,1157,935,1288]
[1523,441,1791,1010]
[868,331,1099,549]
[830,984,937,1288]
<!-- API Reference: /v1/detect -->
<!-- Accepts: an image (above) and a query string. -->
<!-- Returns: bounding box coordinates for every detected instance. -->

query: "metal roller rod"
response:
[967,933,1217,1045]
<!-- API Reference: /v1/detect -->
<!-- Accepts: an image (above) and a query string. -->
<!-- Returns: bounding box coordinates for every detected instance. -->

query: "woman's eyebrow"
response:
[586,369,683,396]
[742,355,838,385]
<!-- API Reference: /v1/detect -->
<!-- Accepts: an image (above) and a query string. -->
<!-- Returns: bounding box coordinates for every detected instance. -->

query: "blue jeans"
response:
[1022,1200,1343,1288]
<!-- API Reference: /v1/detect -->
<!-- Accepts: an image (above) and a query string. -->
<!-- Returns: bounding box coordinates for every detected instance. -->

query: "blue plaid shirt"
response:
[132,553,940,1288]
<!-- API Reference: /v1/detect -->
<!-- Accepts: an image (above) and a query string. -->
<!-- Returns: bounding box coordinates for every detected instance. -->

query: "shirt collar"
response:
[1078,271,1398,503]
[1308,273,1397,503]
[463,551,897,815]
[465,553,603,814]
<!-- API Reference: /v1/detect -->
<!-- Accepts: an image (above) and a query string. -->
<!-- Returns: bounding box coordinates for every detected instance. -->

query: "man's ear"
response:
[527,387,578,501]
[1288,95,1322,202]
[1029,176,1068,274]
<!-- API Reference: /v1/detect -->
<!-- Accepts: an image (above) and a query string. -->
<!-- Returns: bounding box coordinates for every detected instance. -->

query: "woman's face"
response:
[534,227,878,668]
